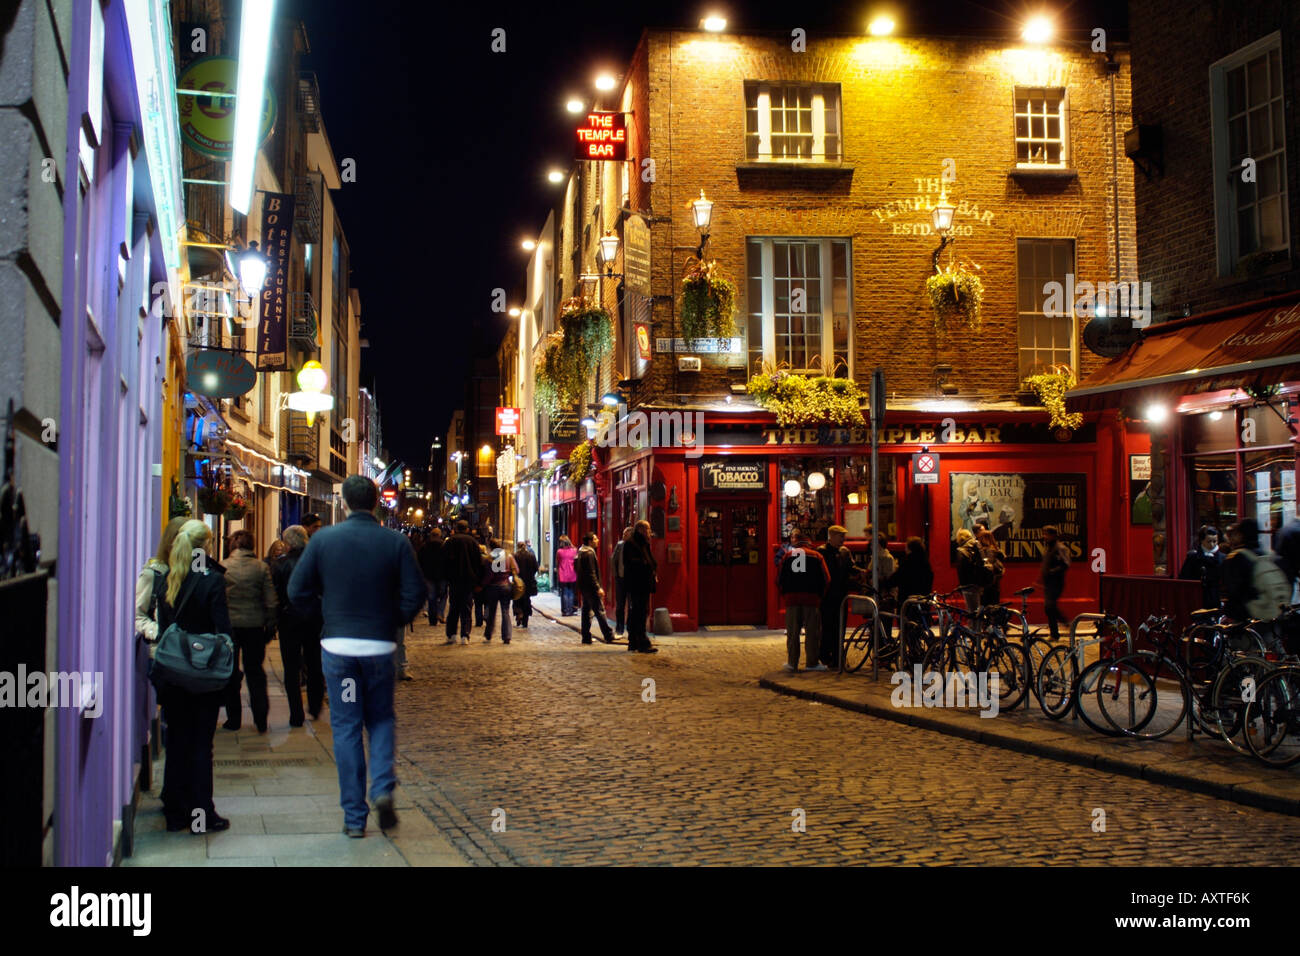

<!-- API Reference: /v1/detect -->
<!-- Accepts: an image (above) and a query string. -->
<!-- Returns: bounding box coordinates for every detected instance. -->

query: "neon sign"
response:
[575,112,627,161]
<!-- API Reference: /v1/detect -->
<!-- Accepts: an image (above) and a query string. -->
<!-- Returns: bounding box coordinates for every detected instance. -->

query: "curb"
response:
[759,674,1300,818]
[533,602,628,644]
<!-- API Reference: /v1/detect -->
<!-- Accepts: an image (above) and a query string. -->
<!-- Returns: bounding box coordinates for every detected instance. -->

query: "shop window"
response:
[1184,409,1237,453]
[840,456,896,539]
[1014,87,1067,167]
[779,456,836,542]
[1016,238,1075,378]
[1210,33,1289,275]
[1247,449,1296,548]
[746,238,853,376]
[1190,454,1238,532]
[744,82,841,162]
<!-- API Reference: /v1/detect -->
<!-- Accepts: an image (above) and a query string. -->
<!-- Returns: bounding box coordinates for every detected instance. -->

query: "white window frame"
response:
[1210,31,1289,276]
[1015,237,1077,379]
[745,82,841,162]
[1013,87,1068,169]
[746,237,853,377]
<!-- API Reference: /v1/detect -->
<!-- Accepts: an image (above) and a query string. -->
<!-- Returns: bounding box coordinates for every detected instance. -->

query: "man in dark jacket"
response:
[1036,524,1070,642]
[441,519,484,645]
[622,520,658,653]
[818,525,855,669]
[288,476,426,838]
[514,541,539,627]
[780,532,830,671]
[1178,524,1225,609]
[576,532,615,645]
[1274,517,1300,587]
[419,528,447,624]
[273,525,324,726]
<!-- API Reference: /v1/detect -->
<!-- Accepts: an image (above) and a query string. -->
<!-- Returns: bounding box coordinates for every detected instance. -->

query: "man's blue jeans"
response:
[322,649,396,830]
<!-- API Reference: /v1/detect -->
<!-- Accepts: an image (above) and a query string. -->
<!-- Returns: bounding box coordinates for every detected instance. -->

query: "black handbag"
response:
[151,574,235,693]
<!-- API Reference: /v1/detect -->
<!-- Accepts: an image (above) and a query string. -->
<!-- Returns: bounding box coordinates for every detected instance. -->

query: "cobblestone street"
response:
[393,613,1300,865]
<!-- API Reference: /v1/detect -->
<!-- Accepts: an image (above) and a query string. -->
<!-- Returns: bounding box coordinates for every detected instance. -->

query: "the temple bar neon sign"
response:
[575,112,627,161]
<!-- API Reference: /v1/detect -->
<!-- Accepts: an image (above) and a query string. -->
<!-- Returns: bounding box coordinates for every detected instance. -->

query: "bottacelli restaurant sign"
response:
[871,177,995,237]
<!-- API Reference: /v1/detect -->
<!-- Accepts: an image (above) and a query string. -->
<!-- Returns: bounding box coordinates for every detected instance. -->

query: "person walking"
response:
[1222,518,1291,626]
[622,521,658,653]
[419,528,447,624]
[150,519,232,833]
[576,532,615,644]
[288,476,426,838]
[818,525,855,669]
[612,526,632,637]
[1178,524,1226,610]
[513,540,538,628]
[888,536,935,637]
[955,528,987,612]
[222,530,277,733]
[272,525,324,726]
[977,527,1006,607]
[442,519,484,645]
[1036,525,1071,642]
[481,538,520,644]
[473,540,491,628]
[555,536,579,616]
[779,531,830,672]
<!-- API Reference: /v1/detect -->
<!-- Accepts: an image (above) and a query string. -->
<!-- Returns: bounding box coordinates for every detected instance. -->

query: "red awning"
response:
[1067,293,1300,412]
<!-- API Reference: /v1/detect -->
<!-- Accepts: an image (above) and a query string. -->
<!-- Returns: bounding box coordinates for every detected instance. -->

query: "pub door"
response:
[698,498,766,625]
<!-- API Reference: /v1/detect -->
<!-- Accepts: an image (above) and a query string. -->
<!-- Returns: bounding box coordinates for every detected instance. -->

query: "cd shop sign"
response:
[701,459,766,492]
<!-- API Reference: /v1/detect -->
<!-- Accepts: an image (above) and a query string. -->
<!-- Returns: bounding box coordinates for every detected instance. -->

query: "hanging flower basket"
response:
[747,364,865,427]
[926,265,984,329]
[534,333,568,419]
[567,440,595,484]
[1021,364,1083,431]
[679,258,737,343]
[223,490,249,522]
[198,485,232,516]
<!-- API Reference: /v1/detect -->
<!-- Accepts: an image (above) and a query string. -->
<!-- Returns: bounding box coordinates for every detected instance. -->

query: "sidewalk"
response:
[125,646,469,867]
[531,590,785,640]
[761,665,1300,816]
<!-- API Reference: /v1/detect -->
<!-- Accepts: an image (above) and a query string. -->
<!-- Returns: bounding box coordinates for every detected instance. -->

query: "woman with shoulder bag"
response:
[135,517,188,649]
[482,538,521,644]
[152,519,234,833]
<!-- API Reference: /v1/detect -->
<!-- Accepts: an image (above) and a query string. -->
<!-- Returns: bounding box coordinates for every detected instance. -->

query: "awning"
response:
[1067,293,1300,412]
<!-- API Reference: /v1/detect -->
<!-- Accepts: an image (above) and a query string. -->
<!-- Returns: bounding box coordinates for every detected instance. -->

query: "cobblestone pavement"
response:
[393,614,1300,865]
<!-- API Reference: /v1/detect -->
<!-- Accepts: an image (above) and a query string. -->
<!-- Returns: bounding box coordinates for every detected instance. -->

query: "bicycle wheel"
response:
[1097,653,1178,738]
[1074,659,1125,736]
[986,642,1027,712]
[1244,667,1300,767]
[842,620,872,673]
[1208,655,1275,753]
[1024,637,1056,689]
[1036,645,1077,720]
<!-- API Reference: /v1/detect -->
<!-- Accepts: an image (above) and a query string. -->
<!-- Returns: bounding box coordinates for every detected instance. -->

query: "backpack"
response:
[1241,549,1292,621]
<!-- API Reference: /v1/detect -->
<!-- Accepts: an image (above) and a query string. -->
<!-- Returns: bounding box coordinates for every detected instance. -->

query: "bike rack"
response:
[1067,612,1134,724]
[840,593,880,678]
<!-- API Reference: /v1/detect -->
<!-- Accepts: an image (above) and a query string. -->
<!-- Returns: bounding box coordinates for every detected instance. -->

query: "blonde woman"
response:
[154,519,233,833]
[135,516,188,649]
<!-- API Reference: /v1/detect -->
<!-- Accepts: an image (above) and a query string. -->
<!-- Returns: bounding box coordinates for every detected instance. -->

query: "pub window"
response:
[1014,87,1067,167]
[1016,237,1076,378]
[746,237,852,376]
[745,82,841,162]
[1210,33,1289,275]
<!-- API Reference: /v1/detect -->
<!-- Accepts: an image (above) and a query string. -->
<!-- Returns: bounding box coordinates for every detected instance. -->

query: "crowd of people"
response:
[1179,517,1299,631]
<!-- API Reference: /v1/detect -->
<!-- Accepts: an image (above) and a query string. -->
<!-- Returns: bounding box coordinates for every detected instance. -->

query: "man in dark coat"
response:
[441,519,485,644]
[622,520,659,653]
[1177,524,1225,610]
[818,525,855,669]
[272,524,324,726]
[418,528,447,624]
[780,531,830,671]
[514,541,539,627]
[576,532,615,644]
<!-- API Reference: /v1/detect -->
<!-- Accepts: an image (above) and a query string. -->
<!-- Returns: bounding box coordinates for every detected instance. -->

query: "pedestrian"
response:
[888,536,935,635]
[622,520,659,653]
[442,519,484,645]
[555,536,578,616]
[955,528,987,612]
[864,528,897,601]
[612,526,632,636]
[221,530,277,733]
[1274,515,1300,588]
[1221,518,1291,625]
[135,516,188,649]
[265,537,289,563]
[977,527,1006,607]
[779,531,830,672]
[272,525,324,726]
[151,519,232,833]
[1036,524,1071,642]
[513,540,538,628]
[288,475,426,838]
[818,525,855,669]
[1178,524,1225,610]
[418,528,447,625]
[474,540,491,627]
[302,513,323,538]
[481,538,520,644]
[576,532,616,644]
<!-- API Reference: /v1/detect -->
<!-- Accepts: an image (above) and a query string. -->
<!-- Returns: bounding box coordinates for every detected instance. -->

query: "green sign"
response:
[177,56,275,159]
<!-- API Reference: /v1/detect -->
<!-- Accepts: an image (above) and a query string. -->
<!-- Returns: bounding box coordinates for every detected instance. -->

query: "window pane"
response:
[1270,50,1282,97]
[1249,106,1270,153]
[1260,154,1281,196]
[1244,403,1296,448]
[1246,449,1296,548]
[1229,115,1247,162]
[1227,66,1245,115]
[1274,101,1286,151]
[1248,55,1268,104]
[1185,410,1237,452]
[1259,197,1285,249]
[1238,207,1258,254]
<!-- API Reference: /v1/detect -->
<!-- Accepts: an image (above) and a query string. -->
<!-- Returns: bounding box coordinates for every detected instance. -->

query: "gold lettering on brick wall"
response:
[870,178,995,235]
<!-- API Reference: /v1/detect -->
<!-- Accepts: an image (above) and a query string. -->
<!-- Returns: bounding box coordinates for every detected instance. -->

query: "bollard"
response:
[651,607,673,635]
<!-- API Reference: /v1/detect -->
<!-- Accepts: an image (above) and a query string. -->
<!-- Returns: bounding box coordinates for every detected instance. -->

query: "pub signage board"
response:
[700,459,766,492]
[575,111,627,161]
[949,472,1086,562]
[186,349,256,399]
[624,215,651,296]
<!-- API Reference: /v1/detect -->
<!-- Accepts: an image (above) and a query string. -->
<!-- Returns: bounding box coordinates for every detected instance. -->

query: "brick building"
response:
[513,24,1141,628]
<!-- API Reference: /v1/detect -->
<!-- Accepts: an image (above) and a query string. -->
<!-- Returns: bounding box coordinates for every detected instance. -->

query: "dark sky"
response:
[289,0,1129,468]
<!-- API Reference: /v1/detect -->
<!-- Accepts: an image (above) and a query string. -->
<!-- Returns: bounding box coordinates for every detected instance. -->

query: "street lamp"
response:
[1022,15,1053,44]
[691,189,714,257]
[234,241,269,296]
[701,14,727,32]
[930,189,956,272]
[594,73,617,91]
[547,169,565,184]
[598,230,620,273]
[287,360,333,426]
[868,14,895,35]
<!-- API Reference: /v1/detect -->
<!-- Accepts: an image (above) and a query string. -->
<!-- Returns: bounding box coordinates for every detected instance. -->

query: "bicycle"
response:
[1034,610,1134,734]
[922,591,1028,711]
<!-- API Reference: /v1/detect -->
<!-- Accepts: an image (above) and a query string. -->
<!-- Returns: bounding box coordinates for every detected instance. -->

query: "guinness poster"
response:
[257,191,295,371]
[950,472,1086,562]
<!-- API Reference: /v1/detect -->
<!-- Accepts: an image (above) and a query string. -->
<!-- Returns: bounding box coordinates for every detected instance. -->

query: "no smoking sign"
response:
[911,452,940,484]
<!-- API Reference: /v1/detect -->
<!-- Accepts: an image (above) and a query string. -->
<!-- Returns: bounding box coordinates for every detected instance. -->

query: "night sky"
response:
[289,0,1129,468]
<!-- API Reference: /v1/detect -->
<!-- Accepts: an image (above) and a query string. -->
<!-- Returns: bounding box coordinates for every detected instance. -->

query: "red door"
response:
[698,499,767,625]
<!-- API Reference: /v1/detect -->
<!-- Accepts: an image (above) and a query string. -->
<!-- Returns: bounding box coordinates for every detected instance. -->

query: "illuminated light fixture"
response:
[598,230,620,267]
[230,0,278,215]
[807,471,826,491]
[236,241,269,296]
[1022,15,1053,44]
[691,189,714,233]
[580,414,598,435]
[1145,402,1170,424]
[931,191,955,233]
[372,458,383,469]
[287,359,333,425]
[867,15,895,36]
[508,307,521,318]
[784,479,802,498]
[480,444,492,456]
[566,98,584,113]
[701,14,727,32]
[601,391,622,407]
[522,238,537,251]
[594,73,617,91]
[847,492,860,504]
[547,169,565,184]
[1208,410,1224,422]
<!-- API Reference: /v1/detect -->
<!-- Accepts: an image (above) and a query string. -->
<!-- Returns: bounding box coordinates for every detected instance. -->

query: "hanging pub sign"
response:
[575,111,627,161]
[1083,315,1142,358]
[949,472,1086,562]
[700,459,767,492]
[257,191,295,371]
[624,215,651,296]
[176,56,275,159]
[496,407,522,435]
[186,348,256,399]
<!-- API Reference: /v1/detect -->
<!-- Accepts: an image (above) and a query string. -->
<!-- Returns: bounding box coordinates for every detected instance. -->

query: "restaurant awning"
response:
[1066,292,1300,412]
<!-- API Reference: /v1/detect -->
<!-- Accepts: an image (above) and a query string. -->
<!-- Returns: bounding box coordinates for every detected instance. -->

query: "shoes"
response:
[165,817,190,832]
[374,792,398,831]
[289,716,304,728]
[460,636,470,645]
[581,638,593,645]
[343,826,365,839]
[444,637,458,645]
[805,663,828,672]
[782,663,797,672]
[309,710,321,721]
[615,630,624,637]
[502,638,510,644]
[222,719,240,731]
[254,721,267,734]
[207,813,231,832]
[637,646,659,654]
[604,634,616,644]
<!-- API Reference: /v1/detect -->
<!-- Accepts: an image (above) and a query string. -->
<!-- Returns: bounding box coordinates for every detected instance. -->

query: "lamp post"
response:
[691,189,714,258]
[930,190,956,272]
